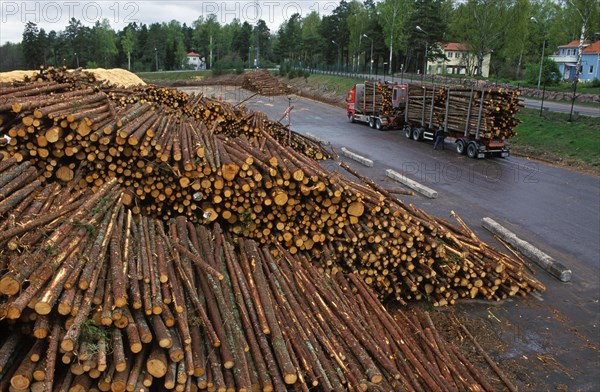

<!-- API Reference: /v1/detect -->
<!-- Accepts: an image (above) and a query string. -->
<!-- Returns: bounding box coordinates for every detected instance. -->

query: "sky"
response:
[0,0,340,44]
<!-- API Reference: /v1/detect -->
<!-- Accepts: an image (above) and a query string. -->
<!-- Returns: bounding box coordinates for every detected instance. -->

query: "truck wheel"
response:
[348,114,354,123]
[456,139,466,155]
[412,129,421,141]
[375,119,383,130]
[467,143,478,159]
[369,118,375,128]
[404,126,412,139]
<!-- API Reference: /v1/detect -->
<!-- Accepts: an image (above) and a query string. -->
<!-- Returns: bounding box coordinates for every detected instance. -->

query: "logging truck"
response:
[346,82,512,159]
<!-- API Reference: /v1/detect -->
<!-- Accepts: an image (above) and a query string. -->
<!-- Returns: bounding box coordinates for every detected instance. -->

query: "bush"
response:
[211,65,224,76]
[287,69,297,79]
[85,61,98,69]
[591,78,600,88]
[212,54,244,76]
[524,58,561,86]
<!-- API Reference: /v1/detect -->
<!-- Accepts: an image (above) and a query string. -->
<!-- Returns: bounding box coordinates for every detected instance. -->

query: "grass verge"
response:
[136,70,211,83]
[281,74,365,98]
[512,108,600,170]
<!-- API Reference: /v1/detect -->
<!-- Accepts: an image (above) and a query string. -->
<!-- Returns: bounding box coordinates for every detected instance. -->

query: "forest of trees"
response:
[1,0,598,81]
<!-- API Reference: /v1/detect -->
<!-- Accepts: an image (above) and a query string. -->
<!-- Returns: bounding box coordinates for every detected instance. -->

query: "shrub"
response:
[212,54,244,76]
[524,58,561,86]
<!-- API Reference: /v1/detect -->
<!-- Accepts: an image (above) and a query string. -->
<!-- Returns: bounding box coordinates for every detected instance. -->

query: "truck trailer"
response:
[346,82,518,159]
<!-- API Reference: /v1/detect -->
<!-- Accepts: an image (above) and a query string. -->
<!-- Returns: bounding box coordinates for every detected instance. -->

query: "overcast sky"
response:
[0,0,340,44]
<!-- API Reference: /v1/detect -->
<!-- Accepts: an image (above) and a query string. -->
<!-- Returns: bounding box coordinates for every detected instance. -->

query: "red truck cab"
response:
[346,82,408,129]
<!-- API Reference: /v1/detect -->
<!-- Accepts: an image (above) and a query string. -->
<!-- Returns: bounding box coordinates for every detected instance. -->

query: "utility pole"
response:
[416,26,428,75]
[530,17,546,90]
[255,0,260,69]
[389,7,396,78]
[332,40,340,73]
[154,48,158,72]
[362,34,373,79]
[209,35,213,69]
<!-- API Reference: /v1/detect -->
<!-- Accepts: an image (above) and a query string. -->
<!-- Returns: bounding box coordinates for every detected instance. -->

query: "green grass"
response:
[290,74,363,96]
[136,70,211,82]
[520,81,600,95]
[513,108,600,167]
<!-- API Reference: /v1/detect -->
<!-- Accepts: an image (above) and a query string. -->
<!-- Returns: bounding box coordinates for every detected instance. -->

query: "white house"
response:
[187,52,205,70]
[426,42,491,77]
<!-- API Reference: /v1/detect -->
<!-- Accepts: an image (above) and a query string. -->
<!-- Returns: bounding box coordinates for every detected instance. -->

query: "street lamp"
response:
[154,47,158,72]
[74,52,79,68]
[530,17,546,90]
[416,26,428,76]
[331,40,340,73]
[362,34,373,79]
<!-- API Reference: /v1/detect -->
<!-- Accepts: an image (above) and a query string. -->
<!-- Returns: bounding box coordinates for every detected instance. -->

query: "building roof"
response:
[187,52,200,57]
[582,40,600,54]
[443,42,468,52]
[558,40,590,48]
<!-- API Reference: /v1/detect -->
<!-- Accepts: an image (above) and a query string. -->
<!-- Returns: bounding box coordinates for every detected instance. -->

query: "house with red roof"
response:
[549,39,600,82]
[187,51,205,70]
[426,42,491,77]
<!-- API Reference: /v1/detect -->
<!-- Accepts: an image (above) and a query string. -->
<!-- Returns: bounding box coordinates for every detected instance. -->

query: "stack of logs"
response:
[361,81,385,115]
[241,70,292,96]
[0,160,501,391]
[0,77,543,306]
[21,65,116,91]
[406,84,521,140]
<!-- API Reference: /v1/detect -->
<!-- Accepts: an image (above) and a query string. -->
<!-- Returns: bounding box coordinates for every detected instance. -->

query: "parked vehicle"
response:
[346,82,513,158]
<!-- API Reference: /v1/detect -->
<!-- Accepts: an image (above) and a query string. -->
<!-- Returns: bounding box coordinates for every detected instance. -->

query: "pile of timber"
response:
[360,81,385,115]
[241,70,292,96]
[378,83,396,116]
[19,65,114,91]
[406,84,521,140]
[106,84,326,159]
[0,78,543,306]
[0,163,501,391]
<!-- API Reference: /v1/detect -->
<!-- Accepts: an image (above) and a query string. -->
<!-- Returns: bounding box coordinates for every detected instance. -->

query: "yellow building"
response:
[427,42,491,77]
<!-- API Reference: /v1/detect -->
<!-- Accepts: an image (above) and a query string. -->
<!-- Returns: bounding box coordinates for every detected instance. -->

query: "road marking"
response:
[482,217,572,282]
[386,169,438,199]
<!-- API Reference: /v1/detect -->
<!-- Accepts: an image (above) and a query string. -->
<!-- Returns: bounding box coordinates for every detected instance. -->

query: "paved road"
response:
[183,86,600,391]
[521,97,599,117]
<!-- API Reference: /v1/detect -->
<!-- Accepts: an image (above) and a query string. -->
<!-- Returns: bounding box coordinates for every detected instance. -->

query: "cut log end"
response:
[283,373,298,385]
[34,302,52,316]
[10,374,31,390]
[347,201,365,217]
[0,276,20,296]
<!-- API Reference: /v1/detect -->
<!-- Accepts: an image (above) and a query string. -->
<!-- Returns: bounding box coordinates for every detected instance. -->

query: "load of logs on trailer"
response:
[241,70,292,96]
[0,67,542,390]
[406,84,522,140]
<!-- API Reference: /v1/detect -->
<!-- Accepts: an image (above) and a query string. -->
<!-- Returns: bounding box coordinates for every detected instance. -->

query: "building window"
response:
[590,65,594,74]
[448,52,453,58]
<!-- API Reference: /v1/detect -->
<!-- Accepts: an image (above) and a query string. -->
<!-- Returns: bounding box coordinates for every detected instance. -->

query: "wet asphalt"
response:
[183,86,600,391]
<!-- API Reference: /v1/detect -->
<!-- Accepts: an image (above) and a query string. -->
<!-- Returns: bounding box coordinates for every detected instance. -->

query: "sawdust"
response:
[0,68,145,87]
